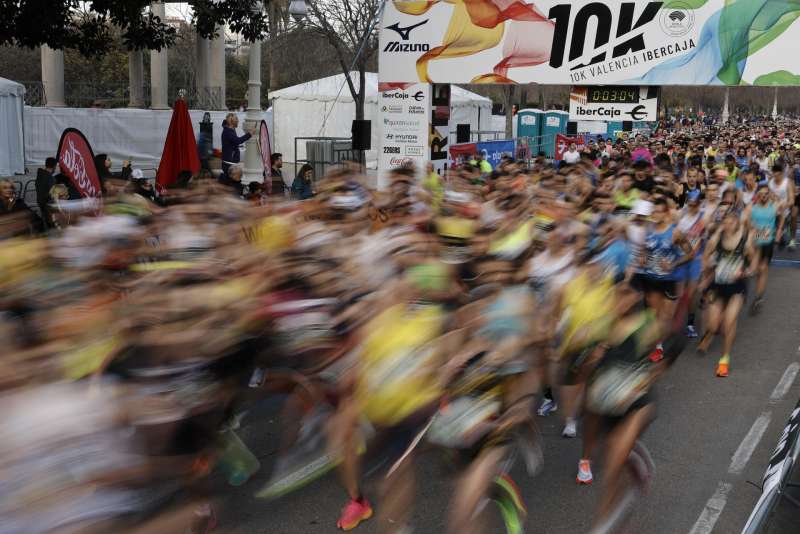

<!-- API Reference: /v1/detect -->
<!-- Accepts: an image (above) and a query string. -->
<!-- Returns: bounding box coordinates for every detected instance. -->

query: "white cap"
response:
[631,199,653,217]
[131,168,144,180]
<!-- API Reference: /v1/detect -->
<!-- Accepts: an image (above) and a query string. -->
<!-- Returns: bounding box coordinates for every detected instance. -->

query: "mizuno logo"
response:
[384,42,430,53]
[386,20,428,41]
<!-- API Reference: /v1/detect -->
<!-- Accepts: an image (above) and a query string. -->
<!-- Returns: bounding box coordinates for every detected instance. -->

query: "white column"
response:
[772,87,778,120]
[128,50,145,108]
[209,25,227,110]
[722,87,730,123]
[243,39,263,182]
[150,1,169,109]
[195,34,210,107]
[41,45,65,108]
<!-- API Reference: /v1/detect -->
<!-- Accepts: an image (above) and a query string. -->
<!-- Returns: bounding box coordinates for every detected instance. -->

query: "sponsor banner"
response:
[449,142,478,165]
[449,140,516,169]
[742,398,800,534]
[554,134,586,161]
[259,120,272,178]
[378,82,431,187]
[431,83,451,170]
[56,128,102,198]
[380,1,800,86]
[570,86,659,121]
[477,140,516,169]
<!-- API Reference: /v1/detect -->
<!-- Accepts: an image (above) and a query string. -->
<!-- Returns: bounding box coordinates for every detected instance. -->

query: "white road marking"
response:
[770,362,800,403]
[688,482,733,534]
[729,412,772,475]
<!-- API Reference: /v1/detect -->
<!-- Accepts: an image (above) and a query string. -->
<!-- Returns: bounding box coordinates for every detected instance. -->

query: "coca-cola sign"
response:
[56,128,101,198]
[259,120,272,178]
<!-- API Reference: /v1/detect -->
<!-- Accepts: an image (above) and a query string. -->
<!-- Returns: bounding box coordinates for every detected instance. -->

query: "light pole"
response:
[242,0,309,183]
[772,87,778,120]
[722,87,730,124]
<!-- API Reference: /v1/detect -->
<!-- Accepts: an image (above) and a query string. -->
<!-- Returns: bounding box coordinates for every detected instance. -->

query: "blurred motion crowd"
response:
[0,115,797,534]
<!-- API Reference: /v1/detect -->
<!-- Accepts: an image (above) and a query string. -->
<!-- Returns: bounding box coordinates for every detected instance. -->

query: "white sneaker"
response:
[577,459,593,484]
[537,398,558,416]
[562,418,577,438]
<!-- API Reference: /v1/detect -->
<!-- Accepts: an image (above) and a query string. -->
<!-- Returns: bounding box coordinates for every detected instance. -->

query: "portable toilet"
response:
[542,110,569,158]
[607,121,624,139]
[517,108,542,158]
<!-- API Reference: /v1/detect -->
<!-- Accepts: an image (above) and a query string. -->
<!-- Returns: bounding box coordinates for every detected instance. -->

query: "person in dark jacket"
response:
[268,153,287,197]
[221,113,252,177]
[36,157,58,227]
[291,164,315,200]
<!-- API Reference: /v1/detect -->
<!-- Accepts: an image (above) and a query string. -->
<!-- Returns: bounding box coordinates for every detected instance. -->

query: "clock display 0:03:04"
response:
[586,87,639,104]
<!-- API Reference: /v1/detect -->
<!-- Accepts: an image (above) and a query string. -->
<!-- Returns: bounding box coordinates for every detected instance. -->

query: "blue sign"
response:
[476,140,516,170]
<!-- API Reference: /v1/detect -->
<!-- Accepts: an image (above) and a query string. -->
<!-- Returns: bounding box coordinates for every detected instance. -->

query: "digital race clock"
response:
[586,86,640,104]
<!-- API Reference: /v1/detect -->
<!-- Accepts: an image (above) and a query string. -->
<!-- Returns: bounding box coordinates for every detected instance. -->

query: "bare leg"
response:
[698,298,722,353]
[592,406,655,528]
[379,453,416,534]
[721,294,744,357]
[447,446,508,534]
[329,400,362,500]
[756,259,769,299]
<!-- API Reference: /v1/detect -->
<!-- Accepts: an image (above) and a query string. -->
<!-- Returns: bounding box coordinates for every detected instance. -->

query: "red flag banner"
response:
[56,128,101,198]
[156,98,200,190]
[259,120,272,178]
[554,134,585,161]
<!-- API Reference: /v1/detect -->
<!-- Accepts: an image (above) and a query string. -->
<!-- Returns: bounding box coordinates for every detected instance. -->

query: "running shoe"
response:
[577,459,593,485]
[337,498,373,531]
[648,345,664,363]
[750,297,763,316]
[562,418,577,438]
[685,325,698,339]
[789,239,797,251]
[716,354,730,378]
[537,397,558,417]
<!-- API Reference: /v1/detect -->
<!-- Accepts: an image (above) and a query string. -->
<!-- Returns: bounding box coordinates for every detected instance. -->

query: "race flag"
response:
[56,128,102,198]
[156,97,200,190]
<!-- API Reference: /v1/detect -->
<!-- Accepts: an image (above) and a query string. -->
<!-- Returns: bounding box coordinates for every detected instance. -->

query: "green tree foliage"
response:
[0,1,273,56]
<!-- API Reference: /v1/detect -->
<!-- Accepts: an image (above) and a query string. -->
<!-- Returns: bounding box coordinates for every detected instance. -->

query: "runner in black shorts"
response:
[699,209,756,377]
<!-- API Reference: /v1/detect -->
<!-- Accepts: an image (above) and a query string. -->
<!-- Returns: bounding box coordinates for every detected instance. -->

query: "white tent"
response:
[0,77,26,176]
[270,72,493,168]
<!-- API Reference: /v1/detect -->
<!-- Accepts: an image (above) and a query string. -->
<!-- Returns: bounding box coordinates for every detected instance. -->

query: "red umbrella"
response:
[156,97,200,190]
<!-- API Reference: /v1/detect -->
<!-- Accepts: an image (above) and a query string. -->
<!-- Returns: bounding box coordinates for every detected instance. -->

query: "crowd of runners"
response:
[0,116,795,533]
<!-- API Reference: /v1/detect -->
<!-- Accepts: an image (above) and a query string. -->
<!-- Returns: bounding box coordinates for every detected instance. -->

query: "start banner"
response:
[56,128,101,198]
[379,1,800,86]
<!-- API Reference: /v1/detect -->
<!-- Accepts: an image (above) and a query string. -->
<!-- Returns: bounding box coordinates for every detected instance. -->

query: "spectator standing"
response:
[218,164,245,197]
[36,157,58,227]
[221,113,252,177]
[268,153,287,197]
[0,179,43,234]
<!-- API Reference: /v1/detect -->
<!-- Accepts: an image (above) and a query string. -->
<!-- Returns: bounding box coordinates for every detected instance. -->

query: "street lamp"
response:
[288,0,309,23]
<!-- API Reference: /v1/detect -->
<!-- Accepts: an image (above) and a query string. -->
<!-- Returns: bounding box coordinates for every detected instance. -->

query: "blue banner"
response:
[476,140,516,170]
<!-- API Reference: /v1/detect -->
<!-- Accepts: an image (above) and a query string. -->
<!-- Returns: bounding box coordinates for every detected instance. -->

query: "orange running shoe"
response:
[716,355,730,377]
[337,498,373,531]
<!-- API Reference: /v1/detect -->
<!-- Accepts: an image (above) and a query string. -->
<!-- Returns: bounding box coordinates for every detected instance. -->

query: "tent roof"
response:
[0,77,25,98]
[271,72,491,106]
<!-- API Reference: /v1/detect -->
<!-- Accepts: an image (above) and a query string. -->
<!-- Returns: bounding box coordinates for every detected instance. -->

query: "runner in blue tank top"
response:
[749,183,784,314]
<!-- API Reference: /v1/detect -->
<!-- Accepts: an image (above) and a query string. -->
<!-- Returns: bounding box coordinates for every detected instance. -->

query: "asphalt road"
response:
[218,256,800,534]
